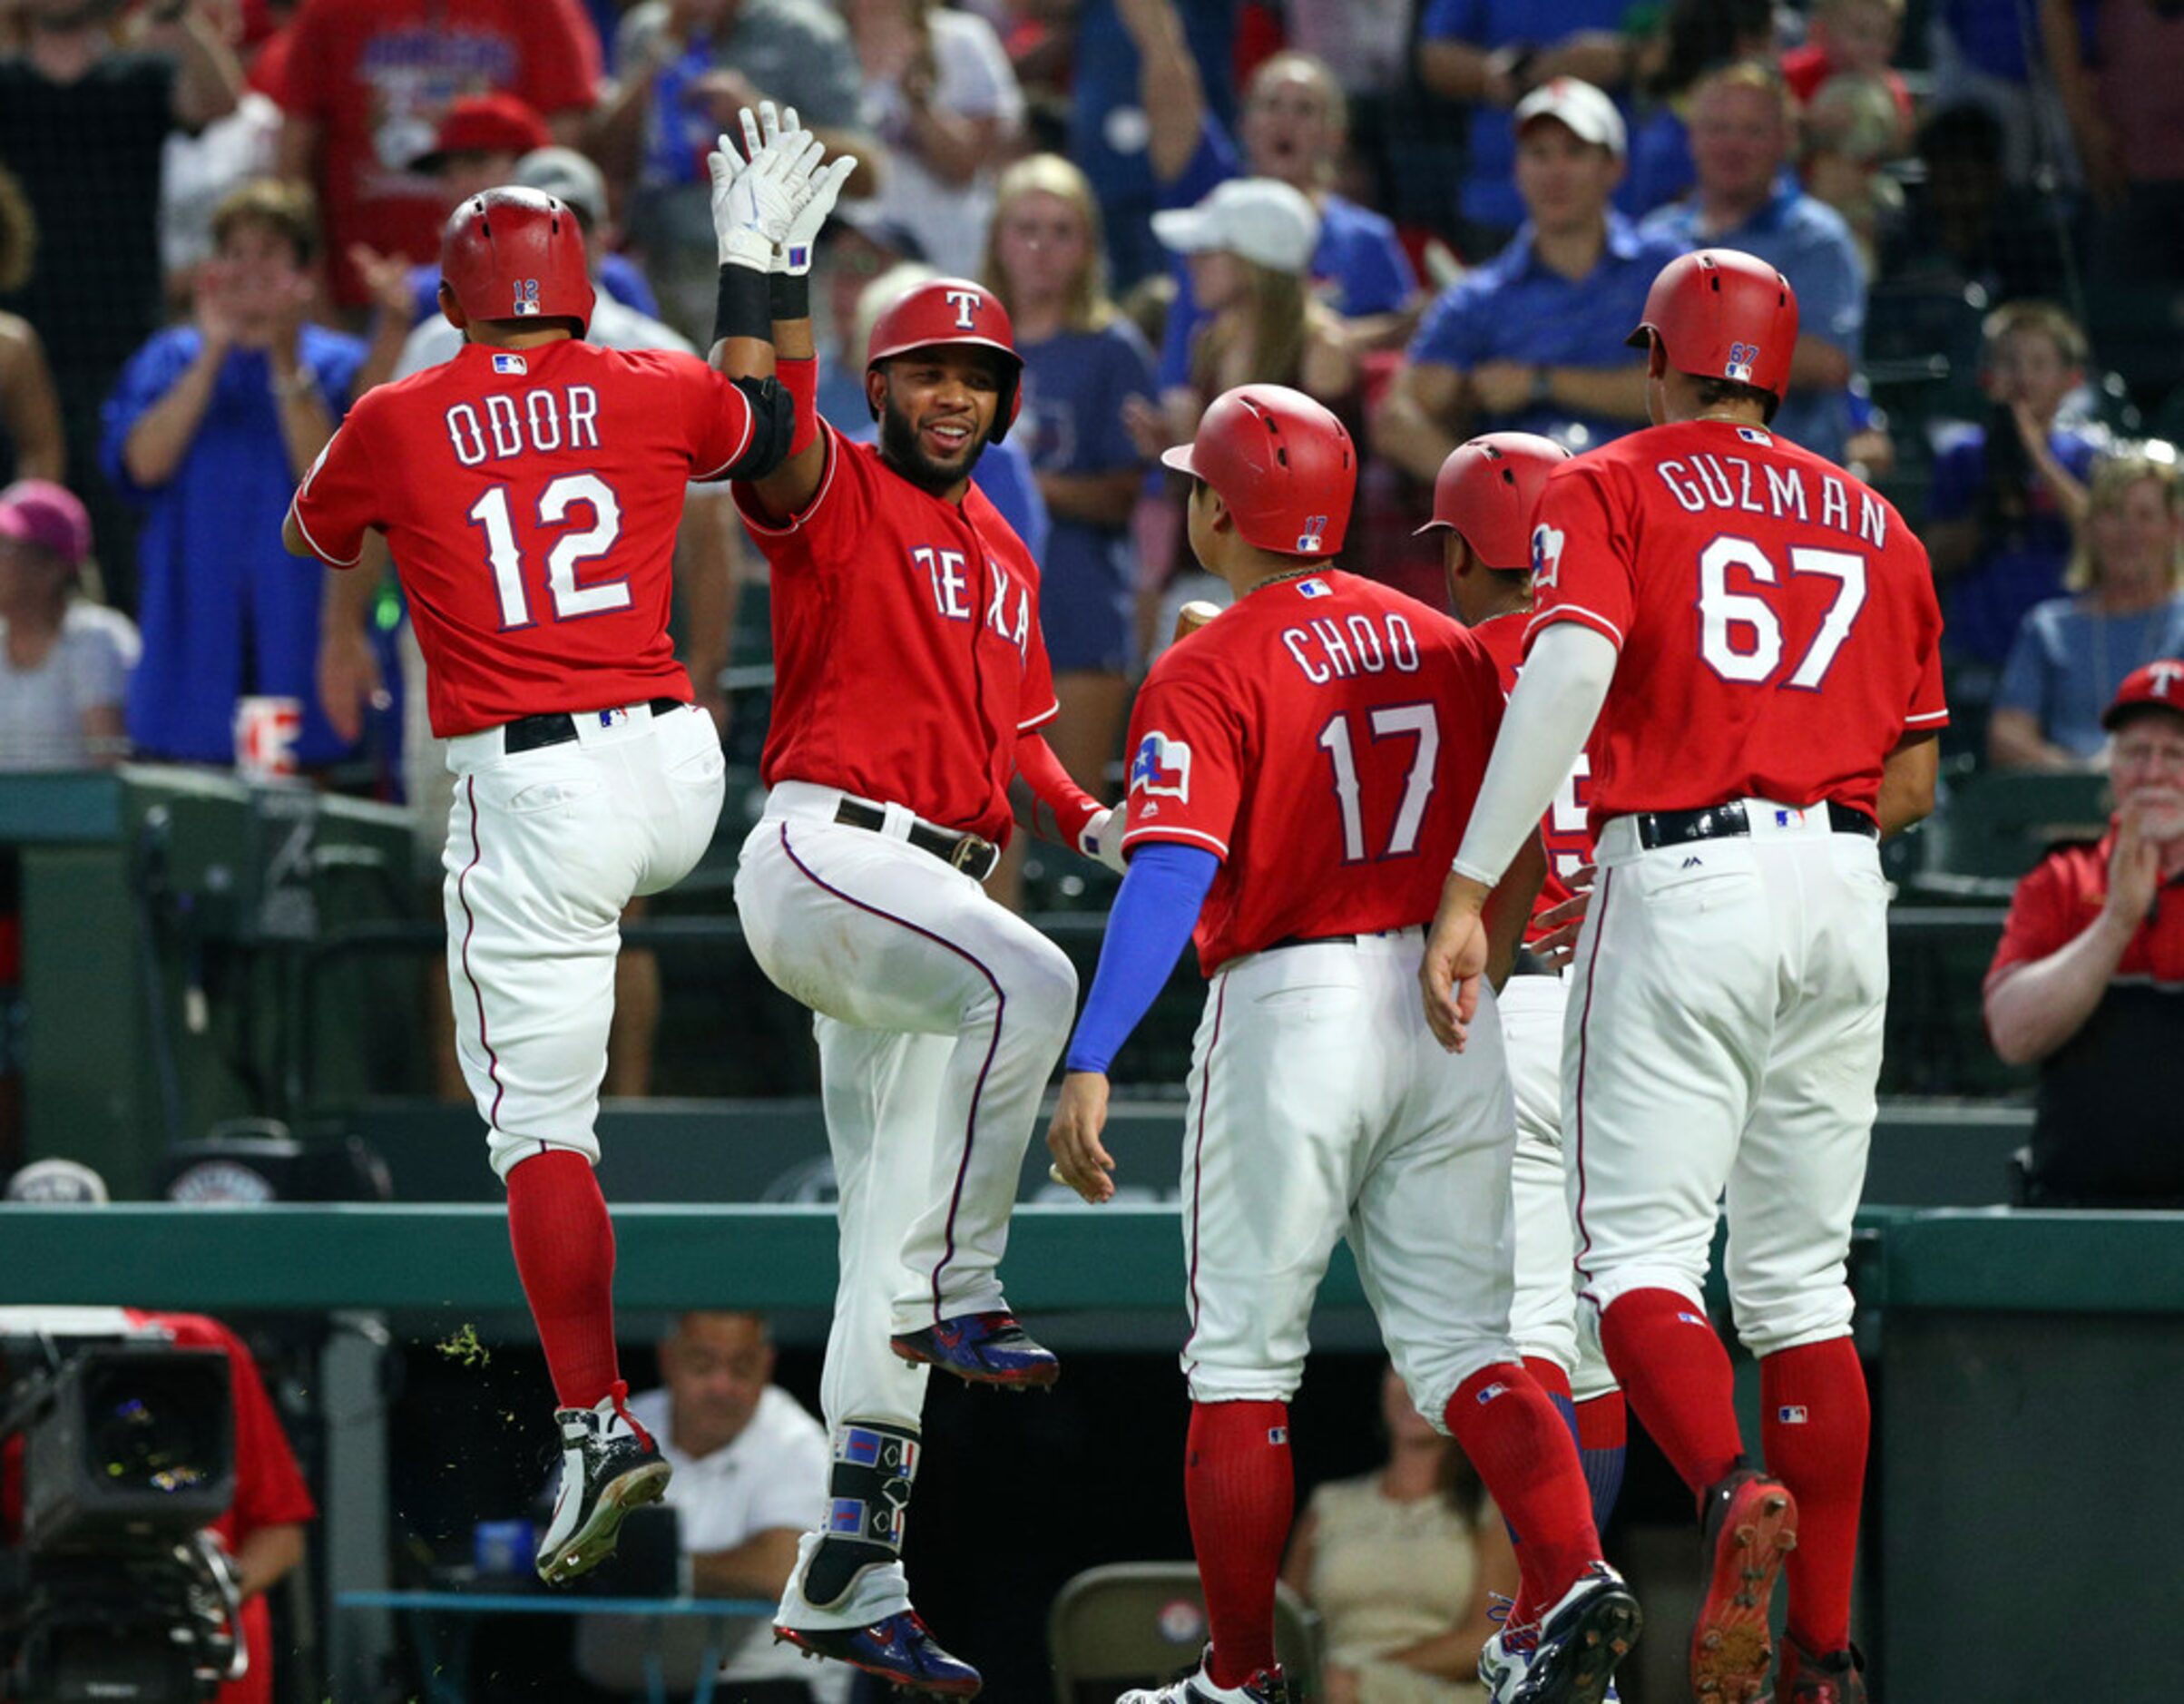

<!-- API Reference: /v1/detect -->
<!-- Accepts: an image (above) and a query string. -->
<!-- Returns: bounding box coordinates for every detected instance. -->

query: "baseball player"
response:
[284,113,850,1587]
[1418,434,1630,1695]
[1047,384,1639,1704]
[724,206,1124,1689]
[1422,251,1945,1704]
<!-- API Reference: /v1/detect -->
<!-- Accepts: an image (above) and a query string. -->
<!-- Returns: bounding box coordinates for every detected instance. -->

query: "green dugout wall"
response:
[2,1203,2179,1700]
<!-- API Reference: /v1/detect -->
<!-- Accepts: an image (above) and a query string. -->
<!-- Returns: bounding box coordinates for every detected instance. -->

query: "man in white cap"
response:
[1373,77,1686,482]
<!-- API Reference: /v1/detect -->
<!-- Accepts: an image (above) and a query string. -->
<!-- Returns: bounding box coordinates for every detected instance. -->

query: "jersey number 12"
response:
[469,475,631,631]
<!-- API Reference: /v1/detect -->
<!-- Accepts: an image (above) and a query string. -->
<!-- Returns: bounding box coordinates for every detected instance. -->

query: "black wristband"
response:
[713,264,772,346]
[769,270,809,323]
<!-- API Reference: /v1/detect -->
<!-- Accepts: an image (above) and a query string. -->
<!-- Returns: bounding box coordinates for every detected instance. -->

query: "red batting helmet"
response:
[865,276,1023,443]
[1627,249,1797,406]
[440,187,594,335]
[1415,433,1572,568]
[1161,384,1355,557]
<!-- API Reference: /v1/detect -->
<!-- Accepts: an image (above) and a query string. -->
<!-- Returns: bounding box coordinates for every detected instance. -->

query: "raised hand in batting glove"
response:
[779,150,860,278]
[708,100,823,270]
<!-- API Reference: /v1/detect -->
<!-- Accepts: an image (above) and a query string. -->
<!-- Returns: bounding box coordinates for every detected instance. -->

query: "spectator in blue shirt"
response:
[101,180,365,770]
[1640,61,1867,464]
[1373,79,1682,485]
[1116,0,1421,398]
[984,154,1158,800]
[1991,446,2184,769]
[1066,0,1239,289]
[1927,300,2103,679]
[1415,0,1640,255]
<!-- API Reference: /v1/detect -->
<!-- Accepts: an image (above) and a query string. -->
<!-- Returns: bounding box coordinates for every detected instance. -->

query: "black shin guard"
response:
[806,1420,919,1608]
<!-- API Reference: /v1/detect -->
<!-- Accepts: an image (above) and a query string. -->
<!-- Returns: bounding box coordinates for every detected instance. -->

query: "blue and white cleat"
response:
[890,1311,1059,1387]
[775,1610,982,1696]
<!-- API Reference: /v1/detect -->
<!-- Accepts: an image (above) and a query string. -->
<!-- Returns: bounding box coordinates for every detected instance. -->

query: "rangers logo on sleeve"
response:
[1129,731,1192,801]
[1531,522,1566,588]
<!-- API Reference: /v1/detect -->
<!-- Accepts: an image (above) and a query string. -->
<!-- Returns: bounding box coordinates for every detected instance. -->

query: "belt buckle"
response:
[950,834,994,875]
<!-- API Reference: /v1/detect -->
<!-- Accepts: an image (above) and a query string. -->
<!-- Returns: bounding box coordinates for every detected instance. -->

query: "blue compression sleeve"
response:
[1064,843,1219,1075]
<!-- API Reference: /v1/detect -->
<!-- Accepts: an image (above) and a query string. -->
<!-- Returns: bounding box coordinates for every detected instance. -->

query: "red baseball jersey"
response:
[735,424,1059,845]
[1121,570,1506,974]
[290,339,757,738]
[1986,830,2184,994]
[1473,609,1592,938]
[278,0,601,306]
[1525,418,1946,831]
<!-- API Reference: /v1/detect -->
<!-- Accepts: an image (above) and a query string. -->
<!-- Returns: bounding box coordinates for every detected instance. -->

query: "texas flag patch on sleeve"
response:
[1129,730,1192,801]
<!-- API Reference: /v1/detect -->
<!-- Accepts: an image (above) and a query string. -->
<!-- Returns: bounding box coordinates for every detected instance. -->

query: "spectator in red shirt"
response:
[273,0,601,308]
[1985,660,2184,1204]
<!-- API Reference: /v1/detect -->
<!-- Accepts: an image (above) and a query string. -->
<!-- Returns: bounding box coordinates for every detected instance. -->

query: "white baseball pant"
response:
[1500,970,1621,1403]
[442,701,725,1180]
[1180,929,1521,1428]
[1564,801,1889,1356]
[733,781,1078,1348]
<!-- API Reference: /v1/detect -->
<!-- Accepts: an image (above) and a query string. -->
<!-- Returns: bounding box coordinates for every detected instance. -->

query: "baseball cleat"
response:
[774,1611,982,1696]
[1690,1469,1798,1700]
[1514,1562,1640,1704]
[1776,1636,1867,1702]
[1115,1648,1290,1702]
[535,1384,671,1585]
[890,1311,1059,1387]
[1479,1606,1537,1704]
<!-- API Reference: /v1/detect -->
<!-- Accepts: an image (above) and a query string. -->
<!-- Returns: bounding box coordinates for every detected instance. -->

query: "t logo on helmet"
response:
[1725,341,1758,382]
[514,278,542,317]
[944,288,983,329]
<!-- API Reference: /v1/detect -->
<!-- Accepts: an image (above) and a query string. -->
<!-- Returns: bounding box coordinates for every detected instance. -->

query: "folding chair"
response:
[1047,1562,1325,1704]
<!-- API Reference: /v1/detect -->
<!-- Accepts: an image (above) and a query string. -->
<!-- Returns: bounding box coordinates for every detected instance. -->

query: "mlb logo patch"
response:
[1778,1405,1810,1425]
[514,278,542,317]
[1677,1312,1709,1327]
[1268,1426,1288,1445]
[1725,340,1759,383]
[1737,426,1771,445]
[1475,1383,1509,1405]
[1295,514,1328,553]
[1298,578,1330,599]
[1130,731,1192,801]
[493,353,527,375]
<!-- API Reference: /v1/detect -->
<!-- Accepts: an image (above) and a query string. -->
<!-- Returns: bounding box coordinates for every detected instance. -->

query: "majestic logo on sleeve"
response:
[1129,731,1192,801]
[514,278,542,317]
[1531,522,1566,589]
[1296,514,1327,553]
[944,287,984,328]
[1724,341,1759,382]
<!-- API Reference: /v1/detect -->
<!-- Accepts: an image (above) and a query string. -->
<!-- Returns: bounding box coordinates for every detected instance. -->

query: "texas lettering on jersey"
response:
[736,425,1059,843]
[1121,571,1506,973]
[1526,419,1946,831]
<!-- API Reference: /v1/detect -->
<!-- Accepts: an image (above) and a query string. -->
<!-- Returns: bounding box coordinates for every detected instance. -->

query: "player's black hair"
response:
[1692,373,1780,425]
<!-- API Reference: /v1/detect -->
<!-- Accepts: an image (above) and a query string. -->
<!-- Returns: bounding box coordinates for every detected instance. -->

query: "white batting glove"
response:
[1082,804,1129,875]
[780,154,859,278]
[708,101,818,270]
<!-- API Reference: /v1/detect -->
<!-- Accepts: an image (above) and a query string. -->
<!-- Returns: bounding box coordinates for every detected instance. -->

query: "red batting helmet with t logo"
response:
[440,187,595,336]
[1161,384,1356,558]
[1627,249,1797,408]
[865,276,1023,443]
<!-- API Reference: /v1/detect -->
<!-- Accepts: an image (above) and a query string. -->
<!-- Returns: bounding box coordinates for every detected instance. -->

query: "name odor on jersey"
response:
[443,386,602,466]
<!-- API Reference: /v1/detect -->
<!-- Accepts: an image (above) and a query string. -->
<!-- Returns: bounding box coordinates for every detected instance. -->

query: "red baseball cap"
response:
[0,479,92,570]
[2102,659,2184,730]
[413,93,551,173]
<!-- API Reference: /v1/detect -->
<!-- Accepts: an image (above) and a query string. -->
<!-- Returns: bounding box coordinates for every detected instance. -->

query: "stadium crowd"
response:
[2,0,2179,795]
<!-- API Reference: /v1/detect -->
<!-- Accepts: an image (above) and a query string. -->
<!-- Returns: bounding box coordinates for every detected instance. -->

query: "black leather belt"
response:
[1263,927,1415,953]
[501,698,687,755]
[834,799,1000,881]
[1511,946,1560,977]
[1631,799,1877,851]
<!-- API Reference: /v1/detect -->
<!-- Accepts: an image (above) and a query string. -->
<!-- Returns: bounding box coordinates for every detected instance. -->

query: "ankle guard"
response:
[806,1421,920,1607]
